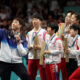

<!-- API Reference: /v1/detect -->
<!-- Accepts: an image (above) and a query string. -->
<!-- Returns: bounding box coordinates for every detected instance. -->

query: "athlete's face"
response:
[47,27,51,34]
[47,27,55,36]
[65,13,72,24]
[71,14,77,25]
[11,19,21,34]
[70,29,76,37]
[11,19,21,30]
[32,18,41,28]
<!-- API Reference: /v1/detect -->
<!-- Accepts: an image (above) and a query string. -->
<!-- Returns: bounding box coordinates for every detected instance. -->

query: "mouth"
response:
[13,25,17,28]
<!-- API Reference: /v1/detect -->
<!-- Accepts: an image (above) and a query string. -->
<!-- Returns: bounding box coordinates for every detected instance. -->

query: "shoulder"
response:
[0,29,6,33]
[27,29,33,36]
[28,29,33,34]
[40,28,47,33]
[55,36,62,43]
[77,36,80,41]
[78,35,80,39]
[0,29,8,36]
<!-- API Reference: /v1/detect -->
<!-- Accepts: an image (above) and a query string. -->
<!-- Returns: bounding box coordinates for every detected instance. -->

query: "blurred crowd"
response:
[0,0,80,34]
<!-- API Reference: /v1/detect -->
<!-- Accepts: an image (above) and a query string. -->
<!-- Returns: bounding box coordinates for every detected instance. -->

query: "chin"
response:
[70,34,73,37]
[71,35,74,37]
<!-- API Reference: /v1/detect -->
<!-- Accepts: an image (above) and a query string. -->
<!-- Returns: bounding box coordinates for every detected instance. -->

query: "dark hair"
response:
[66,10,75,15]
[72,13,80,21]
[32,14,43,21]
[70,24,80,34]
[48,23,59,33]
[13,18,25,27]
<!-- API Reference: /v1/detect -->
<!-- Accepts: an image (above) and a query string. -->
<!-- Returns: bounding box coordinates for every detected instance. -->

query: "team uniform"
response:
[44,34,63,80]
[0,29,30,80]
[65,33,78,78]
[57,23,68,80]
[27,27,47,80]
[69,35,80,80]
[58,23,78,79]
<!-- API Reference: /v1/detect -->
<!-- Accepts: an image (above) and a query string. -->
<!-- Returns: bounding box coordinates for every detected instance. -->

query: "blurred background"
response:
[0,0,80,31]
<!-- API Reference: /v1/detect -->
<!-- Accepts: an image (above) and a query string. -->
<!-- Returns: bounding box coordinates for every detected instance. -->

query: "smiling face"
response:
[71,14,77,25]
[47,26,55,36]
[70,29,78,37]
[65,13,72,24]
[11,19,21,35]
[70,29,75,37]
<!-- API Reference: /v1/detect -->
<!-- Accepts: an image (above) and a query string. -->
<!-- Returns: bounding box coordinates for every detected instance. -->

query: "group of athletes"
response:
[0,11,80,80]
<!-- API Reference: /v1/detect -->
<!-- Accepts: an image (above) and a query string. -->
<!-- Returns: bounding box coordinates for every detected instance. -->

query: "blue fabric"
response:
[0,29,28,49]
[56,72,59,80]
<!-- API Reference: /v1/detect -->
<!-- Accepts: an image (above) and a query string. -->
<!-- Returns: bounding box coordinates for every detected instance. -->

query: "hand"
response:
[28,46,33,50]
[33,45,41,50]
[36,45,41,50]
[44,50,50,54]
[15,35,21,44]
[33,45,37,50]
[64,48,70,54]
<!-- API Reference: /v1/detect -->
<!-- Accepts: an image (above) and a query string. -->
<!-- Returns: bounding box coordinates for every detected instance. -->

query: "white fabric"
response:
[45,34,63,64]
[27,28,48,59]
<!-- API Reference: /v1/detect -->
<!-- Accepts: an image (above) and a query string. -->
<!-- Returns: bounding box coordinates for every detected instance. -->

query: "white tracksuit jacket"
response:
[44,34,63,64]
[26,28,48,59]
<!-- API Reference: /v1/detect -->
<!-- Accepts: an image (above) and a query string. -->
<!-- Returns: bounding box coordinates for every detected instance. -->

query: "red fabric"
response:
[49,63,61,80]
[54,38,61,44]
[27,32,29,38]
[43,31,47,41]
[45,63,61,80]
[76,39,79,50]
[61,58,68,80]
[45,64,52,80]
[69,67,80,80]
[28,59,46,80]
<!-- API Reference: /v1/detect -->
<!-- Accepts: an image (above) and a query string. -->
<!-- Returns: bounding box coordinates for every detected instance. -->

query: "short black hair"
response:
[70,24,80,34]
[32,14,43,21]
[48,22,59,33]
[67,10,75,15]
[13,17,25,27]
